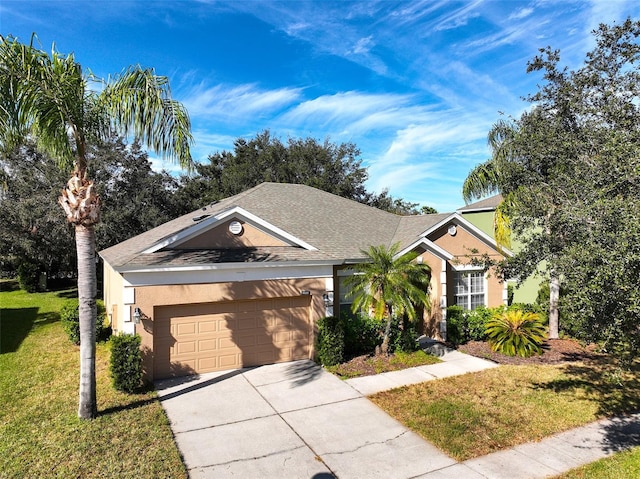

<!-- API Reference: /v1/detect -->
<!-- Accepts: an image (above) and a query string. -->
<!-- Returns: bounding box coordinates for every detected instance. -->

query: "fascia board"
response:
[142,206,318,254]
[114,259,340,274]
[395,238,453,261]
[121,264,335,287]
[421,213,513,257]
[456,206,496,213]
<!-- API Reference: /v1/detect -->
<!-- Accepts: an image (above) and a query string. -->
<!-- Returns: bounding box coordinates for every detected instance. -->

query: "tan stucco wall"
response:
[103,262,125,334]
[128,277,326,380]
[174,219,288,249]
[431,223,506,308]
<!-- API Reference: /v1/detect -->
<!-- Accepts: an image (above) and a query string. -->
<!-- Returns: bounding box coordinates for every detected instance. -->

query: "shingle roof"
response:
[101,182,448,270]
[456,194,503,213]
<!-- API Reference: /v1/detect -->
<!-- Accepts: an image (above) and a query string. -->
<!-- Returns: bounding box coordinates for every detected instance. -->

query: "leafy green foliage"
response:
[345,243,431,354]
[60,299,111,345]
[0,142,76,277]
[486,310,546,357]
[17,261,40,293]
[109,334,143,393]
[463,19,640,359]
[173,130,436,216]
[342,311,380,357]
[389,317,420,353]
[446,305,497,345]
[316,316,345,366]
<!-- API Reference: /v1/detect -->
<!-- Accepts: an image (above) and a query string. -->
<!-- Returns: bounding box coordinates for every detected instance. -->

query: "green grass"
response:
[555,446,640,478]
[370,361,640,461]
[326,349,441,378]
[0,280,187,479]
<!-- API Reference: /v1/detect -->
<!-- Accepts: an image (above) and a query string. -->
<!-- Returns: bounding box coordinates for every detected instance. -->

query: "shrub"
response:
[389,318,420,353]
[465,306,493,341]
[445,305,465,345]
[60,299,111,345]
[342,311,380,356]
[110,334,143,393]
[485,309,546,357]
[17,261,40,293]
[446,305,492,345]
[316,316,345,366]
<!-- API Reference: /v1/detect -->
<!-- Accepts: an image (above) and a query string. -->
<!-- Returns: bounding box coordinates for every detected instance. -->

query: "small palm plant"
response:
[485,309,546,357]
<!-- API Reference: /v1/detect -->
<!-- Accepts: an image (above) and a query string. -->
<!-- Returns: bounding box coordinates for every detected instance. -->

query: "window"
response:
[454,271,486,310]
[338,275,354,316]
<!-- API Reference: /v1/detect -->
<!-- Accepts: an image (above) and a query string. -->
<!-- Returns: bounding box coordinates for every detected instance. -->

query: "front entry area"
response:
[153,296,312,378]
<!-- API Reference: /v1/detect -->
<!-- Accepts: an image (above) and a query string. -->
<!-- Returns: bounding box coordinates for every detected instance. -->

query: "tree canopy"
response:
[174,130,436,215]
[467,19,640,360]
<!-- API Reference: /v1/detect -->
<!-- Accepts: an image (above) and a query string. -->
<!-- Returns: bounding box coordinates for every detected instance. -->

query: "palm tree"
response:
[463,120,560,339]
[0,35,193,419]
[345,243,431,354]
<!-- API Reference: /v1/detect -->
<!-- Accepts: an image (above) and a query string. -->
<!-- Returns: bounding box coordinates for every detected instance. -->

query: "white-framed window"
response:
[454,270,486,310]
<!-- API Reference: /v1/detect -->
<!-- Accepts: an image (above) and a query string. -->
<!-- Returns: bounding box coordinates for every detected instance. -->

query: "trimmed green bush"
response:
[445,305,465,345]
[389,318,420,353]
[110,334,143,393]
[17,261,40,293]
[465,306,493,341]
[342,311,380,356]
[61,299,111,345]
[316,316,345,366]
[486,309,546,357]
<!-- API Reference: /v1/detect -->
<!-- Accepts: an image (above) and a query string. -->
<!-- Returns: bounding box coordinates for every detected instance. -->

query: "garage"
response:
[153,296,312,378]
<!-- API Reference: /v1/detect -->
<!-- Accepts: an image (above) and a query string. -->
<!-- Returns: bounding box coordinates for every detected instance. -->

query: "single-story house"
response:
[100,182,510,380]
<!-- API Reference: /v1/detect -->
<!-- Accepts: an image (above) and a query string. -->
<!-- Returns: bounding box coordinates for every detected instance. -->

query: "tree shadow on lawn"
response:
[0,307,60,353]
[531,360,640,454]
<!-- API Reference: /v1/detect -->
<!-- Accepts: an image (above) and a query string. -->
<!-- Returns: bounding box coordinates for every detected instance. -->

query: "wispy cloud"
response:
[279,91,416,129]
[182,83,303,119]
[508,7,534,21]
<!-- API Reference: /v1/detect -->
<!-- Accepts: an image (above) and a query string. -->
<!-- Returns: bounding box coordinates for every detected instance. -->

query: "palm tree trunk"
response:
[76,225,97,419]
[548,274,560,340]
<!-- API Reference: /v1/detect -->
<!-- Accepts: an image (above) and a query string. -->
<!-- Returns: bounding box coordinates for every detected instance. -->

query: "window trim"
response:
[453,269,487,311]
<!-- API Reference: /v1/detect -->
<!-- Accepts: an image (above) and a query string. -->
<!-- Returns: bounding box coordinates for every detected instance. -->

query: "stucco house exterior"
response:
[457,195,540,304]
[100,182,510,380]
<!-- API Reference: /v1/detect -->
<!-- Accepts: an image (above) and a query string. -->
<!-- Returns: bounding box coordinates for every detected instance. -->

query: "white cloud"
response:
[182,83,303,119]
[351,35,375,55]
[508,7,534,21]
[279,91,417,128]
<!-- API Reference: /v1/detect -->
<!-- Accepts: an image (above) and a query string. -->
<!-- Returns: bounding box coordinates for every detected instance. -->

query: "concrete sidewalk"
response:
[345,345,499,395]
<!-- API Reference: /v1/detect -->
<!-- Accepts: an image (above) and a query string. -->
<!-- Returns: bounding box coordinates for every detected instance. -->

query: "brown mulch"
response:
[331,339,602,378]
[457,339,602,365]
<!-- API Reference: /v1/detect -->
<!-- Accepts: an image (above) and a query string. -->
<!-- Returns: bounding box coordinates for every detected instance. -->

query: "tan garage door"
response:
[154,296,311,378]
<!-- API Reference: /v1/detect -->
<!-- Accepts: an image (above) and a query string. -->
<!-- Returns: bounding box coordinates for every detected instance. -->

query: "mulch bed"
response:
[332,339,602,378]
[457,339,602,365]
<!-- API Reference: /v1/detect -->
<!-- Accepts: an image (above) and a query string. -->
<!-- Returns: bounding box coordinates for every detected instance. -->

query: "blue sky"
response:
[2,1,639,212]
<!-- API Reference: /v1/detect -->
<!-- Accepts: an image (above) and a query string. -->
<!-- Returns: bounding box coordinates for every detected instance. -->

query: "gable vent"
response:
[229,221,243,235]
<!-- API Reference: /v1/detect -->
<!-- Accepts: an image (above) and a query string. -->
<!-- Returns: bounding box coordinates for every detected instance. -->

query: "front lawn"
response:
[326,349,440,378]
[0,280,186,478]
[556,446,640,478]
[370,358,640,461]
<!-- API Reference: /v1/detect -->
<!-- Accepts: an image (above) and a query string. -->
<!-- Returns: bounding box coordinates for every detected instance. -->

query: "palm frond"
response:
[94,66,194,171]
[462,159,501,203]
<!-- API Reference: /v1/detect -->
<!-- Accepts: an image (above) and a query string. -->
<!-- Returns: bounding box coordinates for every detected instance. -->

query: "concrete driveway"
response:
[156,360,456,478]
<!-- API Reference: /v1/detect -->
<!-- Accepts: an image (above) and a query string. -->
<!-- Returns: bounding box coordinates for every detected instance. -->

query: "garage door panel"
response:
[154,296,311,378]
[198,339,217,352]
[198,320,217,333]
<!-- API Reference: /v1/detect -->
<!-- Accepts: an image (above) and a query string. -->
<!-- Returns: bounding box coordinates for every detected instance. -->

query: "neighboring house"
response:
[457,195,540,304]
[100,182,510,380]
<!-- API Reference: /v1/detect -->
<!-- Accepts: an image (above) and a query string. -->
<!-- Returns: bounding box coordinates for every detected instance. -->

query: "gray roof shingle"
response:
[100,182,450,269]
